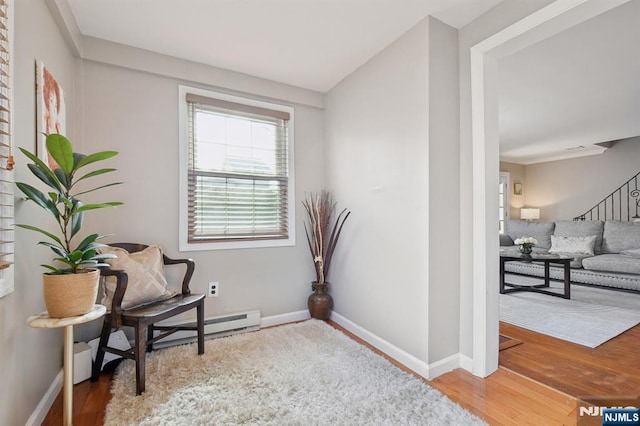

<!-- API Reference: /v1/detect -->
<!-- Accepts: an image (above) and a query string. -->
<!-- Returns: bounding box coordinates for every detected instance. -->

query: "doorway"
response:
[469,0,632,377]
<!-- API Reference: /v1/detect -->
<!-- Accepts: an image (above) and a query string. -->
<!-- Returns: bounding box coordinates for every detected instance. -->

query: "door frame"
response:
[469,0,631,376]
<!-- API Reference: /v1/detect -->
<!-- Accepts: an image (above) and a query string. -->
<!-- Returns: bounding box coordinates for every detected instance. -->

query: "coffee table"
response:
[499,252,573,299]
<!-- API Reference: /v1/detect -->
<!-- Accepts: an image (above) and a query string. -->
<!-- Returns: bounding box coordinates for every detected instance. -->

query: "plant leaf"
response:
[17,224,64,246]
[82,249,97,260]
[74,183,123,197]
[74,168,117,184]
[76,233,100,252]
[27,163,63,192]
[46,134,74,174]
[15,183,60,220]
[38,241,69,258]
[68,251,83,262]
[73,153,87,170]
[75,151,118,170]
[41,264,61,274]
[70,200,83,239]
[54,167,70,189]
[19,148,64,191]
[75,202,123,212]
[90,253,116,260]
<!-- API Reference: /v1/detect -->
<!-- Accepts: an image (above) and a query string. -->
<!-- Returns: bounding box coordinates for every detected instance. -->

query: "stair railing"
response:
[574,171,640,221]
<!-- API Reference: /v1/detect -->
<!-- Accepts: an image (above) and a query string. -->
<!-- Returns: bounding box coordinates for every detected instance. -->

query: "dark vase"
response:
[519,244,533,255]
[308,282,333,320]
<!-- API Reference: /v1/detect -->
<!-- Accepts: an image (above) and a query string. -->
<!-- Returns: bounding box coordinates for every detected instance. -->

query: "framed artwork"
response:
[36,60,66,168]
[513,182,523,196]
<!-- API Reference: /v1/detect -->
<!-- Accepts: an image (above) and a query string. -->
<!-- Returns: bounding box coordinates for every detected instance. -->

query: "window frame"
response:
[499,172,510,235]
[178,85,295,251]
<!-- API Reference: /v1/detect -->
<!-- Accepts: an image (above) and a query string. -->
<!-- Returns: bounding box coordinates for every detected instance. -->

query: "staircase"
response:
[574,171,640,221]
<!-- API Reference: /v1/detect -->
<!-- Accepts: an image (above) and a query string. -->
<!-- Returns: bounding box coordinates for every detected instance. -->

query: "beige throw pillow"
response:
[99,245,176,310]
[549,235,597,255]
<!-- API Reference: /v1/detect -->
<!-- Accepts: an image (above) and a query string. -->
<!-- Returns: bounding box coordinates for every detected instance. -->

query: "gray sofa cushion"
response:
[582,254,640,274]
[553,220,604,254]
[561,253,594,268]
[621,248,640,258]
[602,221,640,253]
[505,219,555,250]
[499,234,514,246]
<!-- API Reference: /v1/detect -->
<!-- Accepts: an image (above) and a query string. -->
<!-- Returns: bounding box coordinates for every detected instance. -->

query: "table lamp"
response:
[521,208,540,221]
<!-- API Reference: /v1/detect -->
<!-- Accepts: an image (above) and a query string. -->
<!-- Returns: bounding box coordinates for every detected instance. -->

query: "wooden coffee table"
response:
[499,252,573,299]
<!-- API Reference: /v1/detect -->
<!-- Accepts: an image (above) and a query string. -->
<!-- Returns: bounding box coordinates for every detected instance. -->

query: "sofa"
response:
[500,219,640,292]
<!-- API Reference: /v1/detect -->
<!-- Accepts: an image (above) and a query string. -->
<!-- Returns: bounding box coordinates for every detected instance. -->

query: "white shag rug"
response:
[105,320,486,425]
[500,275,640,348]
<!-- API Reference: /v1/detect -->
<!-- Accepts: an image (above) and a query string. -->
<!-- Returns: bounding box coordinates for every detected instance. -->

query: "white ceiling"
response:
[498,0,640,164]
[65,0,640,165]
[66,0,503,93]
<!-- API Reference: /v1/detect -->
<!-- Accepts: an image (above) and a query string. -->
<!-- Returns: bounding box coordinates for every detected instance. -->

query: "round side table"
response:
[27,305,106,426]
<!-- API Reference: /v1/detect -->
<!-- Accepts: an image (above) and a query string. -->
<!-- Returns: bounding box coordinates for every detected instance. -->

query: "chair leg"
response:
[197,299,205,355]
[134,324,148,395]
[147,325,154,353]
[91,318,111,382]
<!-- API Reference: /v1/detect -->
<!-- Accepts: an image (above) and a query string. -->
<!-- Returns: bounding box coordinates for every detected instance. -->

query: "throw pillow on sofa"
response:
[553,220,604,254]
[549,235,597,255]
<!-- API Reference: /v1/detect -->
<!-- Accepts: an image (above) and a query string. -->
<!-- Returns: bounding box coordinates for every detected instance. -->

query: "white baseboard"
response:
[428,353,462,379]
[261,310,309,328]
[26,369,63,426]
[459,354,474,373]
[330,312,433,379]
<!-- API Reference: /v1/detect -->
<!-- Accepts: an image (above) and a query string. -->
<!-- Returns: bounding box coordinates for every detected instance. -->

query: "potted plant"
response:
[16,133,122,318]
[302,190,350,320]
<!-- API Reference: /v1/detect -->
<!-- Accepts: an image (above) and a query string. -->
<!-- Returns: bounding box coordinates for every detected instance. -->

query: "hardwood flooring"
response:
[42,321,640,426]
[499,322,640,399]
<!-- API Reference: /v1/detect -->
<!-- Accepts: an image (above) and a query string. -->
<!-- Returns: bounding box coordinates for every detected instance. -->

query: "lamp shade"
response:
[521,208,540,220]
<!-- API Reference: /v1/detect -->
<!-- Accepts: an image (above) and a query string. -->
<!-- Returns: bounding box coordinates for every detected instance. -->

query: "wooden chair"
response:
[91,243,205,395]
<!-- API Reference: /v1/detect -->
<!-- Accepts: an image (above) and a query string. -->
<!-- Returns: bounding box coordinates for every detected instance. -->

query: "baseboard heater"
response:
[152,309,261,349]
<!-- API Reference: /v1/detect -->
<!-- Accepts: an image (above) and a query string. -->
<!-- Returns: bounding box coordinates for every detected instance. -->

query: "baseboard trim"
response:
[428,353,462,379]
[330,312,432,379]
[261,310,309,328]
[26,369,63,426]
[459,354,474,373]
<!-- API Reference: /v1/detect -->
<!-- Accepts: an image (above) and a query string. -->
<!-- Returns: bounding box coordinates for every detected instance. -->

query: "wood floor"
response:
[41,322,640,426]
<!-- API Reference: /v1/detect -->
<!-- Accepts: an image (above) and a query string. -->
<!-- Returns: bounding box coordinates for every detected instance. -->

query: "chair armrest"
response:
[163,255,195,295]
[100,268,128,328]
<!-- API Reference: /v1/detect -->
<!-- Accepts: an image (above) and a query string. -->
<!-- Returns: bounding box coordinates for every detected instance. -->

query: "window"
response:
[179,86,295,251]
[499,172,509,234]
[0,0,13,297]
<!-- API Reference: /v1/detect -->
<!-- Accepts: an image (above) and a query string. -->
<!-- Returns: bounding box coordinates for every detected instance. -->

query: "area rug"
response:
[105,320,486,425]
[500,275,640,348]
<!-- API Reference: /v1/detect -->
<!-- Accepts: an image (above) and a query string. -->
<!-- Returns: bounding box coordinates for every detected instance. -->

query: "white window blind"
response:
[0,0,13,298]
[185,93,291,244]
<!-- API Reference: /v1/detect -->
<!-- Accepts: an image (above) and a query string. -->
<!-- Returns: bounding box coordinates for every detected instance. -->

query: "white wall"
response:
[427,17,460,363]
[78,54,325,323]
[324,19,430,364]
[1,1,78,424]
[522,136,640,221]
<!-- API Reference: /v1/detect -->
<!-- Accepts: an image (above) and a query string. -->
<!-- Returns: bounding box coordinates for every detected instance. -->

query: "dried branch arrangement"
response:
[302,190,350,284]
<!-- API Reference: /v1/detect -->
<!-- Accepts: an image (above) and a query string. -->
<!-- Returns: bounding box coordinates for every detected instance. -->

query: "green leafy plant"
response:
[302,190,350,284]
[16,134,123,274]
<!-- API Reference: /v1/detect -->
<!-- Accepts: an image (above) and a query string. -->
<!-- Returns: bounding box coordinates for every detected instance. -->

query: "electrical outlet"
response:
[208,281,219,298]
